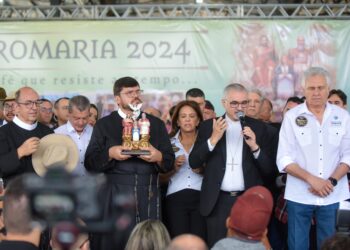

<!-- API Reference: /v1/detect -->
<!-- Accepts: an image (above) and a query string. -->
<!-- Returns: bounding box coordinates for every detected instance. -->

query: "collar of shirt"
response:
[13,116,37,131]
[66,120,88,135]
[225,114,241,133]
[297,102,331,123]
[118,108,141,120]
[172,130,180,142]
[171,130,194,153]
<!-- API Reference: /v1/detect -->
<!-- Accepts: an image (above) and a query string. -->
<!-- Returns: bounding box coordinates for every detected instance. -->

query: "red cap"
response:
[228,186,273,241]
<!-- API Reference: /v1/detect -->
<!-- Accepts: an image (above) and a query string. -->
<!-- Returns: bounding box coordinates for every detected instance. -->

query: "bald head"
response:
[15,87,39,102]
[167,234,207,250]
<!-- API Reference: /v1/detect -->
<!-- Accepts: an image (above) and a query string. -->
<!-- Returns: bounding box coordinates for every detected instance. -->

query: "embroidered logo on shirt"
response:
[331,116,342,126]
[295,116,308,127]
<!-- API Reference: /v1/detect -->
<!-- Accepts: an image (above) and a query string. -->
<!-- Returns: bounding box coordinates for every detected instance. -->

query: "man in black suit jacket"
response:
[189,83,277,247]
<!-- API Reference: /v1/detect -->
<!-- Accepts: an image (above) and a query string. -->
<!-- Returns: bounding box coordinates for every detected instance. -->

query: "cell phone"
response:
[336,209,350,234]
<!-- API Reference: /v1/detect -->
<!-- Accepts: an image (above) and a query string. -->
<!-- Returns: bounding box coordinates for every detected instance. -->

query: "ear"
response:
[14,102,20,114]
[53,106,58,116]
[114,95,121,105]
[221,99,226,108]
[225,217,231,229]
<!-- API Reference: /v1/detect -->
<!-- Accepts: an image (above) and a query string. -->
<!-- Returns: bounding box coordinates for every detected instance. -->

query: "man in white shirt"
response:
[55,95,93,177]
[277,67,350,250]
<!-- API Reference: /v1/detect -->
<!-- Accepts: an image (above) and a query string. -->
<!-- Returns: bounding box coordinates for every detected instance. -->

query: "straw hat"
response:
[0,88,6,100]
[32,134,79,177]
[0,91,15,102]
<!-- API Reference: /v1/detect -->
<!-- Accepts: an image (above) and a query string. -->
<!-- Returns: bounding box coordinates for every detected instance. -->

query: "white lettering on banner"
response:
[0,39,190,63]
[127,39,190,63]
[0,39,118,63]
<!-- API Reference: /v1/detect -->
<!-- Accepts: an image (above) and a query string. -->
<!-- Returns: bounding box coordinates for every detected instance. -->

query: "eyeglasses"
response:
[227,100,249,108]
[120,89,143,98]
[3,103,15,110]
[40,107,53,113]
[17,100,43,109]
[60,105,69,110]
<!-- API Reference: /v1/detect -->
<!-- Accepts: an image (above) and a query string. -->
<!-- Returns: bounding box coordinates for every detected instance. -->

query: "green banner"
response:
[0,20,349,116]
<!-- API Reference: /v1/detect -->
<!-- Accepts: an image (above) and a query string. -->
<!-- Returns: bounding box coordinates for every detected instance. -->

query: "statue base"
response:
[121,150,151,156]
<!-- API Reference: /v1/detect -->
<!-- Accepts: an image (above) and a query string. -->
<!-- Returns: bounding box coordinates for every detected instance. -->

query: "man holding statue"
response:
[85,76,174,250]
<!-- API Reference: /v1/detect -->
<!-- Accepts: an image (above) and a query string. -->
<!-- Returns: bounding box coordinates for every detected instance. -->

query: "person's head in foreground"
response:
[125,219,170,250]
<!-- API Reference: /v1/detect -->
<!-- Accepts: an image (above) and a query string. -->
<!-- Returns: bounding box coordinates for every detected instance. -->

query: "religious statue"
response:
[122,114,133,148]
[138,112,150,148]
[122,108,151,155]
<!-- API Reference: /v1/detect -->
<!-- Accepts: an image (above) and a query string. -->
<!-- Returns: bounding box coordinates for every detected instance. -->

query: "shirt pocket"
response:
[328,127,344,146]
[295,128,312,146]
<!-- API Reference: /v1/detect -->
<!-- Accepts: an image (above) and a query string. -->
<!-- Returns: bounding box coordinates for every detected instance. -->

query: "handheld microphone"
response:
[236,111,250,140]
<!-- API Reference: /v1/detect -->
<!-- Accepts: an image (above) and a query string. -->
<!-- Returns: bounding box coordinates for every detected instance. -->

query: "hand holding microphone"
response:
[236,111,250,140]
[236,111,259,152]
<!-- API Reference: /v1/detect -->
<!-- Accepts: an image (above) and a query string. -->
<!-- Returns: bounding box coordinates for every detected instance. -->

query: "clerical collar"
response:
[118,108,141,120]
[13,116,38,131]
[225,114,240,125]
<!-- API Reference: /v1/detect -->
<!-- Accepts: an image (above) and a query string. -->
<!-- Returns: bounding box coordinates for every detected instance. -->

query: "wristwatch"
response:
[328,177,338,187]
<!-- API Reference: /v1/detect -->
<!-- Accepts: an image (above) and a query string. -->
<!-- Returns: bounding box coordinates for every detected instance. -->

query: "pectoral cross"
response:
[227,157,239,171]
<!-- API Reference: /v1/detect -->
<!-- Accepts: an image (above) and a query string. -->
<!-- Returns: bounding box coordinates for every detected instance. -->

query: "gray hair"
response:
[302,67,332,88]
[68,95,90,113]
[223,83,247,99]
[248,88,264,101]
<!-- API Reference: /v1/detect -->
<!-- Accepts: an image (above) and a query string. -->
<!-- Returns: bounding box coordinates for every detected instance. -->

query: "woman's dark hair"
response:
[90,103,99,118]
[169,100,203,137]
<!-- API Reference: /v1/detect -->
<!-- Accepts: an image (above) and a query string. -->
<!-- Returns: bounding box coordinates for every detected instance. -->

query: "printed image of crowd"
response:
[232,23,336,121]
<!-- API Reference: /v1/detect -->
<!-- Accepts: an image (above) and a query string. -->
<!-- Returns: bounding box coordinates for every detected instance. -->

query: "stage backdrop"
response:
[0,20,349,119]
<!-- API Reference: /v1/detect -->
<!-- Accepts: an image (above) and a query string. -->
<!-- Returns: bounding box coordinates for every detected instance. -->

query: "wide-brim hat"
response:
[0,87,6,100]
[0,91,15,102]
[32,134,79,177]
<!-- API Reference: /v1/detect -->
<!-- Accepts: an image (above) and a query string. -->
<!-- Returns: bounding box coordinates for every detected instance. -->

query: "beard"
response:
[120,97,142,111]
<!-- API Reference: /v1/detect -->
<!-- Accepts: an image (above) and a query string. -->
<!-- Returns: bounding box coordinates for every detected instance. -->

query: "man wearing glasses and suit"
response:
[189,83,278,247]
[0,87,53,186]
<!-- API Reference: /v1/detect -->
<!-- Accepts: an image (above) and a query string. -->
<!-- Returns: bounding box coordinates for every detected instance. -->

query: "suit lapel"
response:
[219,114,227,164]
[241,119,251,181]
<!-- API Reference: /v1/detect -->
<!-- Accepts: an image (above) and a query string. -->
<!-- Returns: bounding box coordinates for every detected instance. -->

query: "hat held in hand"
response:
[32,134,79,177]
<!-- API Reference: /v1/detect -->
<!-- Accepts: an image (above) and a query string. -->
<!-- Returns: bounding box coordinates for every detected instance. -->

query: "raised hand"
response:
[209,117,227,146]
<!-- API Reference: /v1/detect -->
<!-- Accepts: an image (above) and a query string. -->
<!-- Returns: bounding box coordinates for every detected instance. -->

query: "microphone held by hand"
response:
[236,111,250,140]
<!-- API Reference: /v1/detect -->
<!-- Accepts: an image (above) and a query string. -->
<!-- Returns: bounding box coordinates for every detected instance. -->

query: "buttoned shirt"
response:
[166,131,203,196]
[221,117,245,191]
[277,102,350,205]
[55,121,93,177]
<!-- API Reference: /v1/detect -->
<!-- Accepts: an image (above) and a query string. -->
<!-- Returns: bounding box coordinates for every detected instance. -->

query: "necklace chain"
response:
[227,133,242,171]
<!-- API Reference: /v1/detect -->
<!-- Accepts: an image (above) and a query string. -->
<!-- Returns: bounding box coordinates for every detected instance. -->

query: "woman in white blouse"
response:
[164,100,206,239]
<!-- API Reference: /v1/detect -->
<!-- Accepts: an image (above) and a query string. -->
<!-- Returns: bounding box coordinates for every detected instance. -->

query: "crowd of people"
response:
[0,66,349,250]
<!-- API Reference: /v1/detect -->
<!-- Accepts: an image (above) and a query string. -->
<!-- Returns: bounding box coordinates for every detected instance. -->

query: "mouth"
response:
[129,102,143,111]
